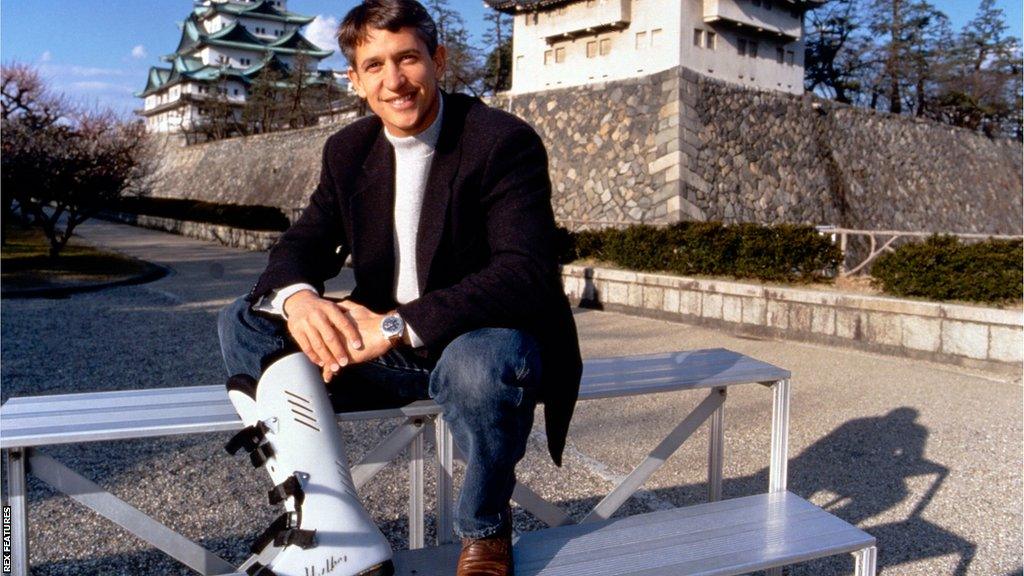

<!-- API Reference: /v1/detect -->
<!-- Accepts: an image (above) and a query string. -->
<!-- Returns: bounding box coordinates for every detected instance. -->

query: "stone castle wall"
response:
[147,66,1022,235]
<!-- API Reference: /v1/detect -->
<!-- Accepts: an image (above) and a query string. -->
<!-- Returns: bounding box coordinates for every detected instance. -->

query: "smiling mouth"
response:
[385,93,416,109]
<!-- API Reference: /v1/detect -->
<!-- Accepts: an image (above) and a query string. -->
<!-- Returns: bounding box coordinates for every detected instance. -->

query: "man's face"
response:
[347,27,446,137]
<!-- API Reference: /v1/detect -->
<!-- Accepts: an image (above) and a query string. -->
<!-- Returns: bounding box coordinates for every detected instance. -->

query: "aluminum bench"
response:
[0,348,876,576]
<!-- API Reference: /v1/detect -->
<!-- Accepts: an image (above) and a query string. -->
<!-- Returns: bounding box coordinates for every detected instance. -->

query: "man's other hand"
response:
[283,290,364,376]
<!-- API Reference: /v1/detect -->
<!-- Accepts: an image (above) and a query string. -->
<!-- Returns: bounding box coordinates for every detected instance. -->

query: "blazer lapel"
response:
[417,93,463,292]
[350,130,396,294]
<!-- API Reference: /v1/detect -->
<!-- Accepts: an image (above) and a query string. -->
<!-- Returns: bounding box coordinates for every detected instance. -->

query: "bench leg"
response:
[853,546,877,576]
[707,387,726,502]
[5,448,30,576]
[409,419,425,550]
[769,379,790,493]
[435,415,456,545]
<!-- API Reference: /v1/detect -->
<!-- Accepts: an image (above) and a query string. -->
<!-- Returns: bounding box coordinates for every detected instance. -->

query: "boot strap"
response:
[251,512,318,553]
[268,474,306,506]
[275,527,318,549]
[224,421,270,455]
[246,562,276,576]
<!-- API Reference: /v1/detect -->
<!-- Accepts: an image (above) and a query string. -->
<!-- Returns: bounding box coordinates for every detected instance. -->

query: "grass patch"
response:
[2,224,156,293]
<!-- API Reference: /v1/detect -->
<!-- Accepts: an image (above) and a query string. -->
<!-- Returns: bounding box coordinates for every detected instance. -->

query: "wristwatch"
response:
[380,313,406,346]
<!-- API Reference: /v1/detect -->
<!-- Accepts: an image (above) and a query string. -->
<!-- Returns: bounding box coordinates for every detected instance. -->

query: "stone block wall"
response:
[493,68,687,226]
[684,68,1024,233]
[145,65,1023,237]
[146,123,338,218]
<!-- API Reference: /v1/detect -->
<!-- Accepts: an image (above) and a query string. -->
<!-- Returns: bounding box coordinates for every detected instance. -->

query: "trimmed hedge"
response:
[558,222,842,283]
[112,196,290,231]
[872,235,1023,304]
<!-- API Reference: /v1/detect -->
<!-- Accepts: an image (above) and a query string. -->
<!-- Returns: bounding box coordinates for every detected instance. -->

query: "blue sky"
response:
[1,0,1021,116]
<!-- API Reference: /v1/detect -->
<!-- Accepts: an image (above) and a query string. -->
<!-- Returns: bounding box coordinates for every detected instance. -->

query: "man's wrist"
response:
[282,288,317,318]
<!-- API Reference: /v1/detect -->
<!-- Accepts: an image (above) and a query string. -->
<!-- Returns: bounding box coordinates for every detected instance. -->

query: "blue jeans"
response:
[217,297,540,539]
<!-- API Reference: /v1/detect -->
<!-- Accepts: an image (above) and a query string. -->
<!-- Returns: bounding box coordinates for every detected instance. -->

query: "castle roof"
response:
[484,0,825,13]
[196,0,315,25]
[164,15,332,61]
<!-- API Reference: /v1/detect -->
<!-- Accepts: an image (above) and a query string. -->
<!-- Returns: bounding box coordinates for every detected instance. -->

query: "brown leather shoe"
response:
[455,520,513,576]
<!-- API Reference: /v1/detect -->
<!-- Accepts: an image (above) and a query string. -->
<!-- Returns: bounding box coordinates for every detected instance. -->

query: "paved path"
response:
[1,220,1021,576]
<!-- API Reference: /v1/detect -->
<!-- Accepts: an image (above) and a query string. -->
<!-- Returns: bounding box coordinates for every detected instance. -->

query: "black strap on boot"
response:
[268,474,306,506]
[246,562,277,576]
[225,421,276,468]
[251,512,318,554]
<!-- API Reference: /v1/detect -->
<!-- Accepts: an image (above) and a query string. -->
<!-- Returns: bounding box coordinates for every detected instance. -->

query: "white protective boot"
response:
[224,352,394,576]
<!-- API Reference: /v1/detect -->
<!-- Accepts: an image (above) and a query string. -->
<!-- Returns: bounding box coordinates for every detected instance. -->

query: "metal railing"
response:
[815,226,1023,276]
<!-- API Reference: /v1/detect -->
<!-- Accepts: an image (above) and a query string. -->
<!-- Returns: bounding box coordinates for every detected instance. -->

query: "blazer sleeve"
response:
[248,135,348,303]
[396,125,562,350]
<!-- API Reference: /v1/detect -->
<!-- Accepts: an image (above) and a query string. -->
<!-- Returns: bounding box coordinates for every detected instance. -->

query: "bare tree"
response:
[1,62,153,257]
[425,0,484,95]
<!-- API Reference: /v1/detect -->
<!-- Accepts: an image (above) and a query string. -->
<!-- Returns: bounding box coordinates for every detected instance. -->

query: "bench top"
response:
[0,348,789,449]
[392,491,874,576]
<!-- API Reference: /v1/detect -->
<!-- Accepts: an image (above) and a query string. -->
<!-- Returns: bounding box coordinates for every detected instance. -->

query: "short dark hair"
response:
[337,0,439,67]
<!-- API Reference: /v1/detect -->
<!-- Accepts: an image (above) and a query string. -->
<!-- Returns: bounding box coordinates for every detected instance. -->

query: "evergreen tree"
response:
[483,10,513,94]
[804,0,872,103]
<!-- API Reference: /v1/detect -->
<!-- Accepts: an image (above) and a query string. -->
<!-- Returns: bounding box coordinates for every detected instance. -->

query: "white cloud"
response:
[306,15,339,51]
[131,45,147,59]
[40,50,52,62]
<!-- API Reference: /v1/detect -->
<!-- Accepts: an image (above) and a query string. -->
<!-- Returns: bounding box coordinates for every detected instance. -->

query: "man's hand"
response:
[283,290,364,376]
[336,300,395,363]
[283,291,398,382]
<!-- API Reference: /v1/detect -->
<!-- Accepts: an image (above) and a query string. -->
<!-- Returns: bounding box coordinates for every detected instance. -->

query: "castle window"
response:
[787,50,795,65]
[738,38,758,58]
[587,41,598,58]
[599,38,611,56]
[651,28,662,47]
[636,31,647,49]
[693,29,703,47]
[544,50,552,65]
[555,46,566,63]
[776,46,785,63]
[706,31,716,49]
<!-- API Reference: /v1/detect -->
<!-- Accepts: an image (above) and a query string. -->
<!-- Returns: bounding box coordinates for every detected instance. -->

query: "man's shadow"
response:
[715,407,975,575]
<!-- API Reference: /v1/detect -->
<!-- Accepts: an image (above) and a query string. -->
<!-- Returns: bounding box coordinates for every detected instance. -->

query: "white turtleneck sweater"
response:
[258,95,444,348]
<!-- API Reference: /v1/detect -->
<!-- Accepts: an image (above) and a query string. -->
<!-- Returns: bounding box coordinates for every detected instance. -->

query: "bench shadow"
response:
[513,406,977,576]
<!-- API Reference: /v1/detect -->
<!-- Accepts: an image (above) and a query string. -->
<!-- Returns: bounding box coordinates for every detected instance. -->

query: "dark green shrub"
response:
[872,235,1023,304]
[112,196,290,231]
[559,221,842,283]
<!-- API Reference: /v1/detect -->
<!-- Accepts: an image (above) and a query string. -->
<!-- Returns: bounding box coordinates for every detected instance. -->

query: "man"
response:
[217,1,582,575]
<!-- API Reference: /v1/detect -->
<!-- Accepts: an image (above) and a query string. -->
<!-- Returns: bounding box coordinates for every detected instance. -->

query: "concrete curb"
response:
[1,261,170,299]
[561,264,1023,368]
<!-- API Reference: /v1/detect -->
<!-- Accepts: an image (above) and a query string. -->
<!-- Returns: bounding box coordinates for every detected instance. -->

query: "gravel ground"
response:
[1,220,1021,576]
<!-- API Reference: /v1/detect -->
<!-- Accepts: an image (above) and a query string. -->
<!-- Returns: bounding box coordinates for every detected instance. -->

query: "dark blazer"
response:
[248,92,582,466]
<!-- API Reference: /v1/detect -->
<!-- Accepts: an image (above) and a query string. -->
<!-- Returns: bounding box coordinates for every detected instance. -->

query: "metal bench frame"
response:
[1,349,875,576]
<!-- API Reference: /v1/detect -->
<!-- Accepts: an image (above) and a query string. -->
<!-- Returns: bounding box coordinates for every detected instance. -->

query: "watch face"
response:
[382,315,402,336]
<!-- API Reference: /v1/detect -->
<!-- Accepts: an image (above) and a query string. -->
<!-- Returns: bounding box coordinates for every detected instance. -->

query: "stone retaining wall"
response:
[101,212,279,252]
[145,66,1022,237]
[561,264,1023,367]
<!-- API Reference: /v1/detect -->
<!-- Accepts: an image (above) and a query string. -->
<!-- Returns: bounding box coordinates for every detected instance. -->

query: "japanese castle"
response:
[136,0,338,134]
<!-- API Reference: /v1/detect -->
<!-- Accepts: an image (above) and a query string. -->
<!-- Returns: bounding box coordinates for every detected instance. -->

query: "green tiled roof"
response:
[163,15,331,60]
[140,2,334,100]
[197,0,315,25]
